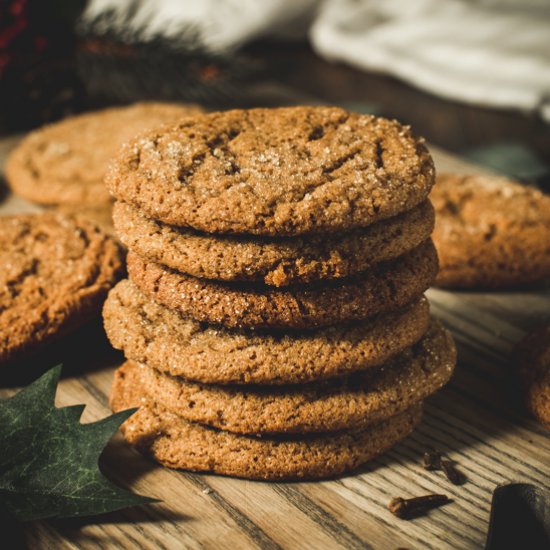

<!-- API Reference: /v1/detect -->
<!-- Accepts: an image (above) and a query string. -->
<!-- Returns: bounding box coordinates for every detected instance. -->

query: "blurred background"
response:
[1,0,548,184]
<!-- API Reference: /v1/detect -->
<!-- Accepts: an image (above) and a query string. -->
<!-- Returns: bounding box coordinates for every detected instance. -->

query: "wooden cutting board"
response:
[0,137,549,550]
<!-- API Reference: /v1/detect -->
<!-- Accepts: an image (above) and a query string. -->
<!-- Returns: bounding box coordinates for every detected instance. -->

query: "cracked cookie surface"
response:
[106,106,435,236]
[432,173,550,288]
[126,239,438,329]
[113,320,454,434]
[6,102,202,206]
[0,212,124,364]
[113,199,434,286]
[103,279,431,384]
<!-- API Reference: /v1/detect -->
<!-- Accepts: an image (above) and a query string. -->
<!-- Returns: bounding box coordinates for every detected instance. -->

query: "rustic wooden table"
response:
[0,136,549,550]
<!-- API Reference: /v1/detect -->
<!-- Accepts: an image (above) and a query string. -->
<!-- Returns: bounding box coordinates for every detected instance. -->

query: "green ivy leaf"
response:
[0,365,156,521]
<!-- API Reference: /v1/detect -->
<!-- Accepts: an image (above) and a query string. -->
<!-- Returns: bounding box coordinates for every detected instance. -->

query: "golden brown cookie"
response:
[126,239,438,330]
[113,199,434,286]
[516,324,550,429]
[106,106,435,236]
[113,320,454,434]
[431,173,550,288]
[0,212,124,364]
[5,102,202,207]
[103,280,431,385]
[110,369,423,480]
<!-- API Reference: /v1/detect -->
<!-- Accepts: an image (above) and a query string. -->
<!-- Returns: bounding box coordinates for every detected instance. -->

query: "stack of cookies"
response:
[103,106,457,480]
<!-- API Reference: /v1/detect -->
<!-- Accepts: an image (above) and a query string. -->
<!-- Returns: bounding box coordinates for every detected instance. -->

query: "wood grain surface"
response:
[0,138,549,550]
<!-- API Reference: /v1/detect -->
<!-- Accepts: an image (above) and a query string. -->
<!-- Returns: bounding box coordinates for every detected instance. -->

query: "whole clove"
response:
[422,450,442,471]
[441,459,465,485]
[422,449,467,485]
[388,494,450,520]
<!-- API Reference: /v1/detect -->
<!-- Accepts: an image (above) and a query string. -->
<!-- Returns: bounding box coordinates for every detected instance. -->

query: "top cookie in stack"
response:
[105,106,455,480]
[108,107,434,236]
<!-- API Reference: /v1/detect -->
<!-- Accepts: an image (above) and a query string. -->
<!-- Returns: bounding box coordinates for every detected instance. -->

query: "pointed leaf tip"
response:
[27,364,63,402]
[0,368,154,521]
[84,408,138,447]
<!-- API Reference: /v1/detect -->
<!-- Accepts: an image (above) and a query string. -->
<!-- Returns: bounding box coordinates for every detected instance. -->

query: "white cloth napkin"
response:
[83,0,550,118]
[311,0,550,118]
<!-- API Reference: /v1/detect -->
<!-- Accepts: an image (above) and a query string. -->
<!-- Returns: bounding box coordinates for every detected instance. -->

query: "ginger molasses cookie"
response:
[113,320,455,434]
[431,173,550,288]
[106,106,435,236]
[126,239,438,330]
[110,369,423,480]
[0,213,124,364]
[103,280,431,385]
[516,324,550,429]
[113,199,434,286]
[6,102,202,207]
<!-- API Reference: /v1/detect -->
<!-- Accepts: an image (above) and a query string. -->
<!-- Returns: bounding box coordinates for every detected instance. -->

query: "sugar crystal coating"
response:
[126,240,438,330]
[106,106,435,236]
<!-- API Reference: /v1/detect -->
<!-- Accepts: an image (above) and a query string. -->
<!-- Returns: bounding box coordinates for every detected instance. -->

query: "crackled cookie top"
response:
[107,106,435,236]
[6,102,202,206]
[0,213,124,363]
[432,173,550,288]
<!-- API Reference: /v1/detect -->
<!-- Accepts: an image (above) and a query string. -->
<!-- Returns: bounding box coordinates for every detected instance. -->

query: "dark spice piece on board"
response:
[422,450,442,470]
[441,460,465,485]
[421,449,467,485]
[388,494,450,520]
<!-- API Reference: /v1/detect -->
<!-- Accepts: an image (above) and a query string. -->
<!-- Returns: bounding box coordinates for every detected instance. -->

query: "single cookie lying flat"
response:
[113,199,434,286]
[110,371,422,480]
[106,106,435,236]
[6,102,202,207]
[0,213,124,364]
[126,239,438,330]
[431,173,550,288]
[114,319,455,434]
[103,280,430,384]
[516,324,550,429]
